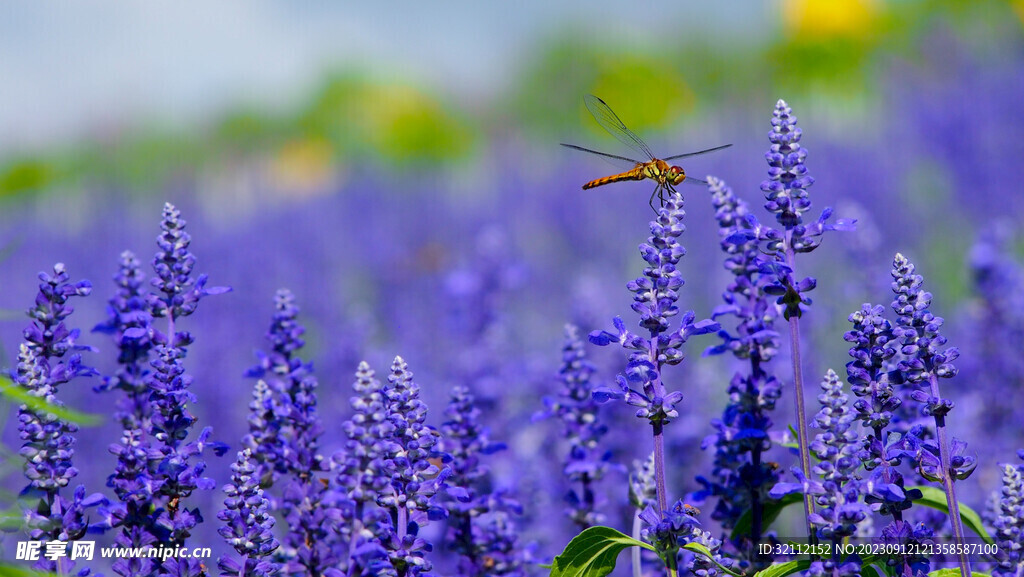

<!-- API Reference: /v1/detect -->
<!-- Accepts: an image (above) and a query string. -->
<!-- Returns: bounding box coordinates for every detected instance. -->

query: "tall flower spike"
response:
[761,99,814,230]
[217,449,281,577]
[93,250,154,431]
[380,356,446,517]
[17,265,106,575]
[92,251,165,577]
[843,304,919,522]
[589,191,718,517]
[143,205,229,577]
[335,361,395,574]
[750,100,853,546]
[441,385,527,577]
[147,202,230,330]
[540,324,612,529]
[376,357,450,576]
[246,289,336,576]
[699,177,782,569]
[587,192,718,422]
[890,253,972,576]
[805,370,867,544]
[991,451,1024,577]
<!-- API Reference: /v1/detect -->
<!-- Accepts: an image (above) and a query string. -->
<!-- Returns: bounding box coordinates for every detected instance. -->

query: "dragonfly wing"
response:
[583,95,656,161]
[663,143,733,161]
[560,143,641,165]
[681,176,709,186]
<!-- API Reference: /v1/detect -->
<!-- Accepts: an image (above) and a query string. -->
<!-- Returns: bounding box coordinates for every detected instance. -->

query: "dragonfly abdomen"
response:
[582,166,646,190]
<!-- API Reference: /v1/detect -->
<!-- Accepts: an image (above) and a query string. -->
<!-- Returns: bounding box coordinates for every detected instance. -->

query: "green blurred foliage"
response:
[295,73,475,167]
[0,377,103,427]
[0,159,56,198]
[0,0,1020,195]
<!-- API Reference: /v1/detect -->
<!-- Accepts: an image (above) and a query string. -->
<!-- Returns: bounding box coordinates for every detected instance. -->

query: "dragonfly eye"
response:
[669,165,683,176]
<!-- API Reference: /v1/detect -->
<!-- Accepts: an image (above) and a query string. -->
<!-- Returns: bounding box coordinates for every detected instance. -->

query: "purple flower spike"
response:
[589,193,719,427]
[806,370,868,543]
[335,361,396,574]
[697,177,783,569]
[380,356,446,515]
[441,385,528,576]
[137,204,229,575]
[539,324,613,529]
[217,449,281,577]
[890,253,973,574]
[148,202,230,327]
[17,265,106,575]
[992,453,1024,577]
[761,99,814,230]
[246,289,337,576]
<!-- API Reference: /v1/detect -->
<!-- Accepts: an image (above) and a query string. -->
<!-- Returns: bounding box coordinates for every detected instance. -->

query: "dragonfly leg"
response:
[648,186,660,213]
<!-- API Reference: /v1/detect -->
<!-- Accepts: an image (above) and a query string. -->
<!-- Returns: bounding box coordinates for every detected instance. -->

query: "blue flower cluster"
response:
[245,288,337,576]
[539,324,613,529]
[698,176,783,569]
[16,264,105,575]
[589,192,718,426]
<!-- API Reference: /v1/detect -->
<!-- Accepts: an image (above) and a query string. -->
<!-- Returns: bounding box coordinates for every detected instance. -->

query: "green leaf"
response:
[0,561,57,576]
[681,542,744,577]
[549,526,655,577]
[911,485,994,545]
[927,569,991,577]
[861,561,888,577]
[752,559,811,577]
[730,493,804,541]
[0,378,101,427]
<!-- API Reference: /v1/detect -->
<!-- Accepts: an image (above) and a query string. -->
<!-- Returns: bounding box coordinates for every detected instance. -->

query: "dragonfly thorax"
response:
[645,159,686,186]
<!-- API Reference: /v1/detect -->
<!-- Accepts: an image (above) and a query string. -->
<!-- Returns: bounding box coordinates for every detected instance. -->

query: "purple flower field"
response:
[3,45,1024,577]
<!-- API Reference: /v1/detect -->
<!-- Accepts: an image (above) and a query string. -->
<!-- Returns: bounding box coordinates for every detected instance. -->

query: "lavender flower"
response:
[217,449,281,577]
[16,264,105,574]
[638,499,701,572]
[745,100,853,544]
[992,451,1024,577]
[379,356,446,519]
[699,176,782,567]
[92,251,166,577]
[589,191,718,514]
[335,361,395,573]
[844,304,918,522]
[440,385,526,577]
[93,250,154,433]
[143,204,229,576]
[246,289,337,576]
[890,253,973,574]
[879,520,934,576]
[147,203,230,333]
[540,324,611,529]
[805,370,867,543]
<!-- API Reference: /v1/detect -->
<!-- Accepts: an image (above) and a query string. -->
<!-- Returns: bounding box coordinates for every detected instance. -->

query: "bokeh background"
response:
[2,0,1023,572]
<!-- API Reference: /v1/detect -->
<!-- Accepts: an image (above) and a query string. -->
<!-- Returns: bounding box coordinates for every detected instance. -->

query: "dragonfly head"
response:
[667,165,686,186]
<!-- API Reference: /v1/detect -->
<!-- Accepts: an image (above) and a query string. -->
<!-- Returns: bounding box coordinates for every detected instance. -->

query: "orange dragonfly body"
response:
[562,95,731,212]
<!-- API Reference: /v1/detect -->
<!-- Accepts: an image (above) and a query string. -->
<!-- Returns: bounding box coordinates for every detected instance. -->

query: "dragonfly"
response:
[561,94,731,212]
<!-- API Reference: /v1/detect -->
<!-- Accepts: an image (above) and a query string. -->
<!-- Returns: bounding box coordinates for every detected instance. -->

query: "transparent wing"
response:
[560,143,641,165]
[663,143,733,161]
[583,94,656,161]
[681,176,709,186]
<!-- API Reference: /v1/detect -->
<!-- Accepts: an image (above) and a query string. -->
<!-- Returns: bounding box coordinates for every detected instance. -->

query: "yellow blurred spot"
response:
[1013,0,1024,26]
[268,137,335,196]
[783,0,878,39]
[358,84,469,164]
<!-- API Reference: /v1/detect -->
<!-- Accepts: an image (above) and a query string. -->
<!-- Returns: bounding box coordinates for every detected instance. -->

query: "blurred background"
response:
[2,0,1023,571]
